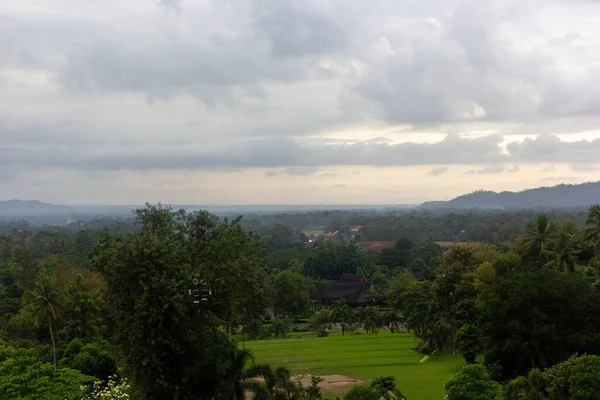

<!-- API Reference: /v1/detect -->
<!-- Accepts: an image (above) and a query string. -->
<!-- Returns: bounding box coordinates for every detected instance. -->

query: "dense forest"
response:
[0,204,599,399]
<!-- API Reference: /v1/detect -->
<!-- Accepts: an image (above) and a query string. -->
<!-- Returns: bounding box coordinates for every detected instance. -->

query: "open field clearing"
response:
[244,331,465,399]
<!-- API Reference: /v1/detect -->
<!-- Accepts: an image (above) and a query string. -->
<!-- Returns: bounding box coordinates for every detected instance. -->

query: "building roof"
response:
[311,273,371,305]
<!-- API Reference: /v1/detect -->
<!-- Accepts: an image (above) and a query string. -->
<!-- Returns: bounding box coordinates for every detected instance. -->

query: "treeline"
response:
[388,205,600,399]
[0,204,599,399]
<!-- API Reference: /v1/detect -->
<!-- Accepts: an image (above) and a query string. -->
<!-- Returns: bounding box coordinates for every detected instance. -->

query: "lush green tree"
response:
[505,368,547,400]
[584,205,600,253]
[273,270,310,317]
[303,242,362,279]
[520,214,555,260]
[544,354,600,400]
[60,338,117,381]
[479,268,600,379]
[22,276,61,371]
[444,364,503,400]
[0,348,95,400]
[332,299,356,335]
[308,310,332,337]
[92,204,269,399]
[544,230,580,272]
[58,274,105,343]
[269,317,292,339]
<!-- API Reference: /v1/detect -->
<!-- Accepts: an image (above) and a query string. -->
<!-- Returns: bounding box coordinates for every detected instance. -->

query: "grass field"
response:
[302,229,325,236]
[244,331,464,399]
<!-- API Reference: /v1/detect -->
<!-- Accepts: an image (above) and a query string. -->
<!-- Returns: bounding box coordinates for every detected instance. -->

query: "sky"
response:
[2,0,600,205]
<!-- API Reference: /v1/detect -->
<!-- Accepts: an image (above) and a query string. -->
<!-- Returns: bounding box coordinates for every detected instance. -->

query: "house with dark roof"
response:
[311,273,371,307]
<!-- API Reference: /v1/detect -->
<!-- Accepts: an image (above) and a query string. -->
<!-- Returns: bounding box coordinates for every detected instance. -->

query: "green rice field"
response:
[244,331,465,399]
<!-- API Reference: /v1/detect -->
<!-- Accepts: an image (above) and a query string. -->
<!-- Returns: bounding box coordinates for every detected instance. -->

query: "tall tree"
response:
[23,276,62,371]
[544,230,580,272]
[520,214,555,259]
[272,270,310,317]
[92,204,269,399]
[585,205,600,253]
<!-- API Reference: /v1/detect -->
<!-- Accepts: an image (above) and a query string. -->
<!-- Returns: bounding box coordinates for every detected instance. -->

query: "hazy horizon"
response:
[2,0,600,204]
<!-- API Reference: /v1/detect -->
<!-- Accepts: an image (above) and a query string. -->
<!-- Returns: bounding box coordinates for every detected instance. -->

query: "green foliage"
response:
[308,310,332,337]
[479,268,600,379]
[544,354,600,400]
[244,319,266,340]
[80,375,132,400]
[444,364,503,400]
[269,317,292,339]
[304,242,362,279]
[345,376,406,400]
[59,274,105,344]
[273,270,310,317]
[92,204,269,399]
[60,339,117,381]
[0,348,95,400]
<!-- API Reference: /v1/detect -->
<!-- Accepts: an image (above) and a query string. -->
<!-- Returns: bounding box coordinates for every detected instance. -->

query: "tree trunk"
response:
[47,316,57,372]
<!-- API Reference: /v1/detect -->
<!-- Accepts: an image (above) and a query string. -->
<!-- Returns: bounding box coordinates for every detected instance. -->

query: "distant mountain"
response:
[419,181,600,210]
[0,199,73,216]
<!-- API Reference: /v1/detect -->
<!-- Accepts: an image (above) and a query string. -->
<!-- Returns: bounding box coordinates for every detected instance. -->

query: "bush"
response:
[308,311,332,337]
[0,348,95,399]
[243,319,265,340]
[60,339,118,381]
[80,375,132,400]
[344,376,406,400]
[270,318,291,338]
[444,364,503,400]
[344,385,379,400]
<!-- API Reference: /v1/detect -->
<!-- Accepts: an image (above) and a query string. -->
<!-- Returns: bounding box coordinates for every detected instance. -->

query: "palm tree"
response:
[505,368,547,400]
[521,214,555,259]
[226,348,297,400]
[544,230,580,272]
[23,276,62,371]
[585,205,600,253]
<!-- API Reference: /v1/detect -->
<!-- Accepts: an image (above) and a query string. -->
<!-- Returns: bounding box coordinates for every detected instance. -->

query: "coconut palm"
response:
[585,205,600,253]
[23,276,62,371]
[544,230,580,272]
[505,368,547,400]
[225,348,297,400]
[521,214,556,259]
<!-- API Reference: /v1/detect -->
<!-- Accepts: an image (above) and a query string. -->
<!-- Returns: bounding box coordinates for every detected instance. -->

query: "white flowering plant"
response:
[79,375,132,400]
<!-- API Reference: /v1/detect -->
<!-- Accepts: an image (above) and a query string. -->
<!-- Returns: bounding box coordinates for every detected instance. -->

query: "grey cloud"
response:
[569,164,600,172]
[541,165,556,172]
[429,166,448,176]
[1,133,506,172]
[333,184,347,188]
[158,0,184,15]
[507,165,520,172]
[506,135,600,163]
[465,165,505,174]
[251,0,348,58]
[283,166,320,175]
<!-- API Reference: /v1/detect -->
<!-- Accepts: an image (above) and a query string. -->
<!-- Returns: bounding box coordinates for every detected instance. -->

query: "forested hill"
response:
[0,199,72,215]
[419,181,600,210]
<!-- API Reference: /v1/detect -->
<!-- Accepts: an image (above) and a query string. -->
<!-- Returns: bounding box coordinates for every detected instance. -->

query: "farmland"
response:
[244,331,465,399]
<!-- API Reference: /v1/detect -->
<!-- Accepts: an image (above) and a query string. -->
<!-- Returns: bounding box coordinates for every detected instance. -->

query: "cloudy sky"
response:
[2,0,600,205]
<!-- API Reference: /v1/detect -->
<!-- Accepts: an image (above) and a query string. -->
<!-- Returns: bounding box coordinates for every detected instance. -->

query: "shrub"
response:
[60,339,118,381]
[243,319,265,340]
[80,375,132,400]
[344,376,406,400]
[308,311,332,337]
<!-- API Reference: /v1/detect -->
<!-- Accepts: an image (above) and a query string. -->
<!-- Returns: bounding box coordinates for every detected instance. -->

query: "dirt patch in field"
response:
[251,374,366,391]
[293,374,367,390]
